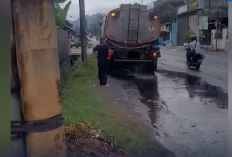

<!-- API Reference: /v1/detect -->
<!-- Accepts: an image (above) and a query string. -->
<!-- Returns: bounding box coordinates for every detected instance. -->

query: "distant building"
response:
[147,0,184,46]
[176,0,228,50]
[147,2,154,10]
[147,0,185,10]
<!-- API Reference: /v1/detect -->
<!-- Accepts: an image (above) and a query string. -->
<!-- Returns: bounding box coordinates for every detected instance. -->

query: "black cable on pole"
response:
[11,113,64,141]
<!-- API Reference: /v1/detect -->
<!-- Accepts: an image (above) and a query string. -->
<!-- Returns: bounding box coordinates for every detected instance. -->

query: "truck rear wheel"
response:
[145,59,157,75]
[108,57,115,73]
[152,59,157,70]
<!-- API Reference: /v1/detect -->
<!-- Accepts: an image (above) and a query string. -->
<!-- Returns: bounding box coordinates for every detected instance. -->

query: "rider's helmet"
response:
[190,35,197,41]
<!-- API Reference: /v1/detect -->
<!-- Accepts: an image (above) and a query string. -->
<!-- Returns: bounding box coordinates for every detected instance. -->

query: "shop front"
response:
[159,23,171,44]
[177,0,204,45]
[158,22,177,45]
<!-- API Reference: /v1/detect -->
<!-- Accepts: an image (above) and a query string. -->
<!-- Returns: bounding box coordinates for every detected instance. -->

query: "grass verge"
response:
[60,55,168,157]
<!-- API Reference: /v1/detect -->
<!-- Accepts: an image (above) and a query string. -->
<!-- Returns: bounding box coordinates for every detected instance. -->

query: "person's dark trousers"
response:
[98,61,109,85]
[186,50,194,63]
[188,51,195,62]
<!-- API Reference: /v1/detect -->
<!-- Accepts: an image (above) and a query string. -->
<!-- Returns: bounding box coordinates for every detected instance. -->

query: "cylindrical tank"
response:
[104,3,160,44]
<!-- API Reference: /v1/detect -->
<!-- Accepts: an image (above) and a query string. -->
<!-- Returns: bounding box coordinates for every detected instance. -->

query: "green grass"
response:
[60,55,166,157]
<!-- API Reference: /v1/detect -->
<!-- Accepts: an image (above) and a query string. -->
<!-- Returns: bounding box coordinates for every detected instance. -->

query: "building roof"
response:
[177,8,201,17]
[160,22,173,26]
[153,0,185,8]
[63,25,76,33]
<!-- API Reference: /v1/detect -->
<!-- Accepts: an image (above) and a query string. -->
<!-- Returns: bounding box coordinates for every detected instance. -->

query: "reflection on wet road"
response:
[109,67,228,157]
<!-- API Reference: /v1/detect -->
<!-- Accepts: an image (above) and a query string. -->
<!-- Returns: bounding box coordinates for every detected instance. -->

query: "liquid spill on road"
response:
[110,69,228,157]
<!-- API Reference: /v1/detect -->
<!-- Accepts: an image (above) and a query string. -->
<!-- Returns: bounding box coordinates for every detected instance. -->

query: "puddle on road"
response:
[110,69,228,157]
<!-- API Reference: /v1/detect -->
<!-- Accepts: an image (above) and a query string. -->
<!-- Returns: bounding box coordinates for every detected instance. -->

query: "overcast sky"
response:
[66,0,155,20]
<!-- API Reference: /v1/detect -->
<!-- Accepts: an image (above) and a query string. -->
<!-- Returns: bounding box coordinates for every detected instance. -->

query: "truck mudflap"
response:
[114,59,153,62]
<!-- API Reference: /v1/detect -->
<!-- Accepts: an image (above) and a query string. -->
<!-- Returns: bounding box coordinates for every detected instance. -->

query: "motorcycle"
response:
[185,47,205,70]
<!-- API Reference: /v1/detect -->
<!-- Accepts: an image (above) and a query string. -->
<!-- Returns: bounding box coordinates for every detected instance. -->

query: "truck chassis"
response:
[108,48,161,74]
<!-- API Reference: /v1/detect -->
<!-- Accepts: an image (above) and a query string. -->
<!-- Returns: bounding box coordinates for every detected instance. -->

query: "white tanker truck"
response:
[100,3,161,74]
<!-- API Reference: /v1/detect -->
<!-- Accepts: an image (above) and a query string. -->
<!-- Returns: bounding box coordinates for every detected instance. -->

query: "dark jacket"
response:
[93,44,110,64]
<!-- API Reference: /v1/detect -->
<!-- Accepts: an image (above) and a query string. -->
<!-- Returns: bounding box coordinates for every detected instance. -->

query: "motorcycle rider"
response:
[186,35,201,63]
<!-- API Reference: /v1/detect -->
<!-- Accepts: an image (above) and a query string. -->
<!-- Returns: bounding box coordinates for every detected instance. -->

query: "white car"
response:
[70,38,81,48]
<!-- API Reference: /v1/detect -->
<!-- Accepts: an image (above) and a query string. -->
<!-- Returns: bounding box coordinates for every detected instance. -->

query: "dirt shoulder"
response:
[97,78,154,140]
[97,76,176,157]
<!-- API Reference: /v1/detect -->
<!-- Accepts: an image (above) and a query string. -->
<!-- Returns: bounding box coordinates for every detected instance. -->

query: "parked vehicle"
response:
[70,38,81,48]
[99,3,161,74]
[70,37,90,48]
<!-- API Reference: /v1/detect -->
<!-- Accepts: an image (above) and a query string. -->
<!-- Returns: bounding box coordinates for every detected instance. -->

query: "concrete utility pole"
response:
[208,0,211,18]
[215,10,219,51]
[229,4,232,157]
[94,24,97,35]
[11,0,66,156]
[79,0,87,66]
[10,13,26,157]
[207,0,211,49]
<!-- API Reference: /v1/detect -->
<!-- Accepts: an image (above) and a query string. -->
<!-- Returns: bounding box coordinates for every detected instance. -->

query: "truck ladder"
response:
[127,3,140,44]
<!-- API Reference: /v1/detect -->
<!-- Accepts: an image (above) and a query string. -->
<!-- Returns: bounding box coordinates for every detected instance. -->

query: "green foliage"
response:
[87,23,101,36]
[54,0,71,28]
[53,0,66,3]
[86,13,106,35]
[152,2,176,24]
[70,12,106,33]
[184,31,194,43]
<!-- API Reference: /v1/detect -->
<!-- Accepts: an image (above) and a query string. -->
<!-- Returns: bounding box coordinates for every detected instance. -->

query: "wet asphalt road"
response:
[158,46,228,93]
[108,61,228,157]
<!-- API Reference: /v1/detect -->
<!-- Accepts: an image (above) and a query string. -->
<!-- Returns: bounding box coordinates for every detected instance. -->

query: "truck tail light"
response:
[149,12,158,20]
[149,52,157,57]
[109,10,120,18]
[109,50,114,55]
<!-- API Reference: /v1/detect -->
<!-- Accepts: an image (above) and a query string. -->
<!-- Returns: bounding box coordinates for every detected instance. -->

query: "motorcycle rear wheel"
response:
[196,65,200,70]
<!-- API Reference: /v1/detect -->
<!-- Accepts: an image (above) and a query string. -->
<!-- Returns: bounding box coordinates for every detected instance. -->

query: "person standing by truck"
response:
[93,38,111,86]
